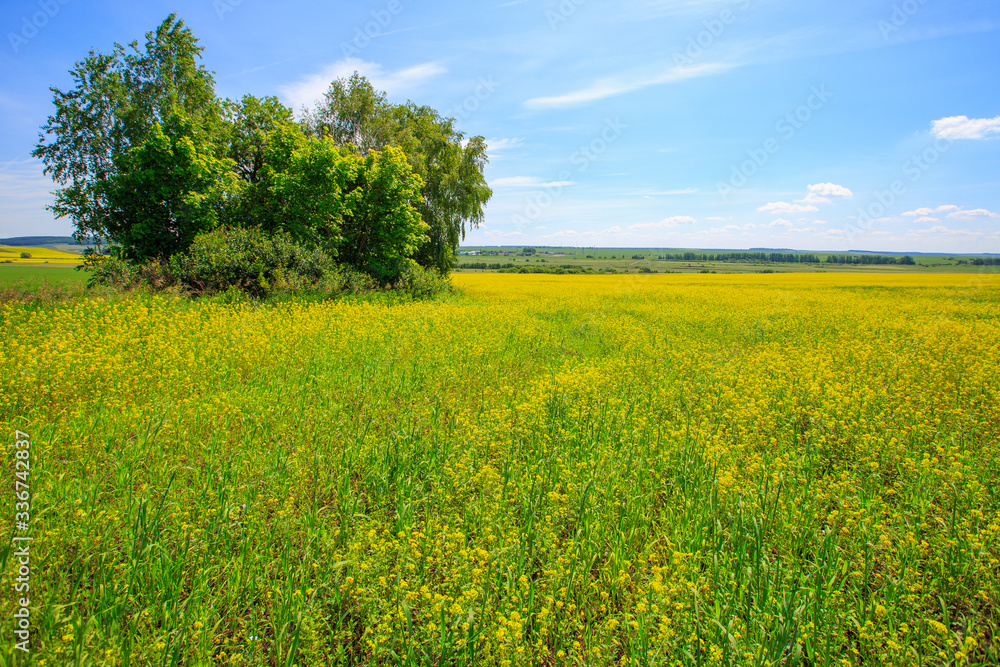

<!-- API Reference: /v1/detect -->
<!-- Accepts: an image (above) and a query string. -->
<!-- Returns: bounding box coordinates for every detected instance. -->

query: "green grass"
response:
[1,273,998,665]
[0,264,87,286]
[456,248,998,274]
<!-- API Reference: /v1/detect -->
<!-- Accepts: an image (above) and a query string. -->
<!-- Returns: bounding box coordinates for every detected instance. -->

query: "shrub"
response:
[393,260,450,299]
[84,254,144,289]
[167,227,336,297]
[20,252,31,259]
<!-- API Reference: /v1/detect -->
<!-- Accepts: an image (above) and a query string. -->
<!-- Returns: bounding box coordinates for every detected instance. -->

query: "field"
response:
[0,246,84,265]
[0,264,86,287]
[1,272,998,666]
[455,247,995,275]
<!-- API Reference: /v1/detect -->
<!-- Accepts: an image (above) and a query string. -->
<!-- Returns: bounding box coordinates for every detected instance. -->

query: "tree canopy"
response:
[33,15,491,284]
[33,14,221,246]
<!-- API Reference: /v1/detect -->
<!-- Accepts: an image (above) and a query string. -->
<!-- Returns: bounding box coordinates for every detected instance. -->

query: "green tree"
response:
[307,75,492,274]
[32,14,222,245]
[391,105,491,274]
[339,146,427,282]
[101,109,239,261]
[223,94,295,185]
[304,72,392,155]
[241,124,358,253]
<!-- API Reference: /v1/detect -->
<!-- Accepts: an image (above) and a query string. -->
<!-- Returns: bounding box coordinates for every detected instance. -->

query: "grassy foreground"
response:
[1,272,998,666]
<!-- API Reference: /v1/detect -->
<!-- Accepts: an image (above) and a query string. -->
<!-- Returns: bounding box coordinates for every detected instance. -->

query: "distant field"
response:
[0,245,84,264]
[455,247,998,274]
[0,263,86,287]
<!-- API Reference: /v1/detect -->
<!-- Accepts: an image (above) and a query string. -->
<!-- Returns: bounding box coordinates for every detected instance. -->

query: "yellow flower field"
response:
[0,246,83,264]
[1,272,998,665]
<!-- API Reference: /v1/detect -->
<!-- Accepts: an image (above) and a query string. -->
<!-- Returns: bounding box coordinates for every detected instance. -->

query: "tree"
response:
[223,94,295,185]
[101,109,239,261]
[338,146,427,282]
[32,14,221,245]
[304,72,392,155]
[240,125,425,278]
[254,125,359,254]
[307,75,492,274]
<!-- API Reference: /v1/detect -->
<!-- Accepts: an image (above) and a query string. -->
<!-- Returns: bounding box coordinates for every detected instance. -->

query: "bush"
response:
[166,227,336,297]
[393,261,450,299]
[84,254,144,289]
[20,252,31,259]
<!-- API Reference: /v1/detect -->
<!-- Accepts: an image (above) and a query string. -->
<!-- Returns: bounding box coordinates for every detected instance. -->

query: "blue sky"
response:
[2,0,999,252]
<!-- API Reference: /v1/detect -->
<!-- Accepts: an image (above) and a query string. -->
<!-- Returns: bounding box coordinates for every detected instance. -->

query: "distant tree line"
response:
[970,258,1000,266]
[825,254,915,265]
[32,15,491,294]
[656,252,822,263]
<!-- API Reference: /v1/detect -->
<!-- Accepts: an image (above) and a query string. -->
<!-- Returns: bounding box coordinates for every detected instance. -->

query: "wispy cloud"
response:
[948,207,999,219]
[491,176,577,188]
[635,188,698,196]
[523,63,735,110]
[931,115,1000,140]
[279,58,445,112]
[903,205,999,219]
[628,215,697,230]
[485,137,525,154]
[758,202,819,214]
[0,159,64,237]
[798,182,853,204]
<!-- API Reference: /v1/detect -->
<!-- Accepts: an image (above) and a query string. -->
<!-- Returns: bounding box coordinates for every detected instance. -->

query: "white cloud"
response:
[524,62,734,110]
[0,159,70,237]
[641,188,698,196]
[769,219,793,228]
[931,116,1000,140]
[628,215,697,231]
[947,208,999,220]
[798,182,853,204]
[491,176,577,188]
[579,226,625,237]
[540,229,579,239]
[279,58,445,112]
[757,201,819,214]
[482,229,524,238]
[903,204,985,218]
[910,225,982,237]
[915,216,939,223]
[486,137,524,152]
